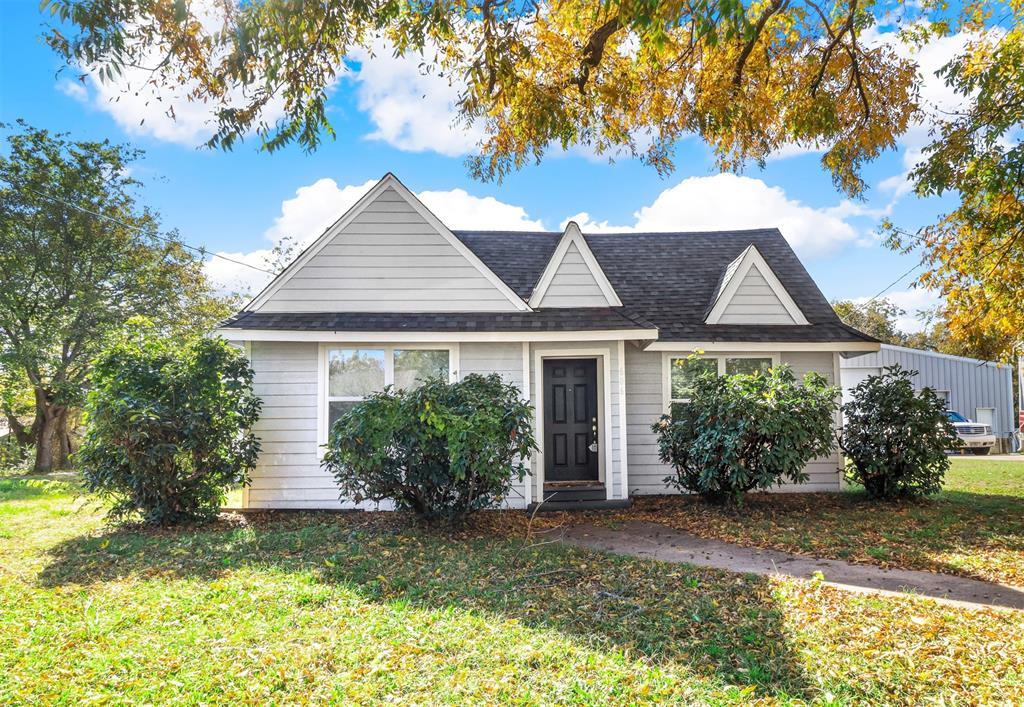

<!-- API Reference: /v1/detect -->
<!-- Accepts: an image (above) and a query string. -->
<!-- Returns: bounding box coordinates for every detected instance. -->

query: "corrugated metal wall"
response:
[841,345,1014,438]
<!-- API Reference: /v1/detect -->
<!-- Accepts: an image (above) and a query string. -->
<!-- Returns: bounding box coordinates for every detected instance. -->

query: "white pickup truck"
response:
[946,410,996,455]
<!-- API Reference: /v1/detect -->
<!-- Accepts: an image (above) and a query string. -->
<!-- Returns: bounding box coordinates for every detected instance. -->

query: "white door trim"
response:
[532,347,614,500]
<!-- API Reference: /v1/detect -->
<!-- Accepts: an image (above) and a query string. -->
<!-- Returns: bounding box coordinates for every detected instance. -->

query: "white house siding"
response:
[244,339,534,509]
[535,242,609,308]
[255,186,520,313]
[459,341,531,508]
[247,340,341,509]
[841,344,1015,441]
[624,347,842,496]
[716,269,798,324]
[528,341,626,501]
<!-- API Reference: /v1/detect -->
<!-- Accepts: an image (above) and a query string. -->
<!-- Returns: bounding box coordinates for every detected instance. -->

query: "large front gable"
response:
[248,174,529,313]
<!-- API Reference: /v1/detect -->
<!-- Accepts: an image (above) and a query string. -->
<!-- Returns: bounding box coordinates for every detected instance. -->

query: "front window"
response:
[725,357,773,376]
[666,354,776,415]
[669,358,717,412]
[326,346,452,432]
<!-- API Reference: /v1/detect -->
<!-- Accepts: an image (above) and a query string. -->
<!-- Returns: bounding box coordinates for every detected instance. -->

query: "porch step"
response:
[541,484,607,503]
[527,498,633,513]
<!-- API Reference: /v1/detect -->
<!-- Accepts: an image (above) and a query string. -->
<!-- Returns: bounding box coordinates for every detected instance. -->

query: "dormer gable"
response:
[705,244,808,325]
[528,222,622,308]
[247,173,530,313]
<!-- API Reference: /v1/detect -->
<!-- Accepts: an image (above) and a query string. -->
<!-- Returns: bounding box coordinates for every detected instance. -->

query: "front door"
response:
[543,358,599,482]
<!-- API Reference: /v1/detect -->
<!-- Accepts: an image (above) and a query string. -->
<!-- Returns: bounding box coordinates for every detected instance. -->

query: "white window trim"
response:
[528,221,622,308]
[317,343,460,458]
[927,388,951,410]
[704,245,809,325]
[661,351,780,412]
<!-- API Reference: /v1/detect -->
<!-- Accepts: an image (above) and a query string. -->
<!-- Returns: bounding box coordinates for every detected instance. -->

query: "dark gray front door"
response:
[543,358,599,482]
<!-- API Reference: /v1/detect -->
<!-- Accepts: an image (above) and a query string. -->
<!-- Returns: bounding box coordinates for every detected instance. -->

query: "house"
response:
[217,173,880,510]
[841,344,1016,453]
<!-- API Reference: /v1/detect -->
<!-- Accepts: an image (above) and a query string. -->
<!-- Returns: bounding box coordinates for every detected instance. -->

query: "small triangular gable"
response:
[705,245,808,325]
[248,175,529,313]
[529,222,622,308]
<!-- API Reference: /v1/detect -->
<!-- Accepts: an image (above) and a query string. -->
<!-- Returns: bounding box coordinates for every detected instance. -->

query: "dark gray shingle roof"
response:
[222,227,875,343]
[222,309,656,332]
[452,228,875,343]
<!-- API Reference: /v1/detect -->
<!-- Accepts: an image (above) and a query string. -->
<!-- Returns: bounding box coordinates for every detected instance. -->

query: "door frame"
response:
[533,347,613,500]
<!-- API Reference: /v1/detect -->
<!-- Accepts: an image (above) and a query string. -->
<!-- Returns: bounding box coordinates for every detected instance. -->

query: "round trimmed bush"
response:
[322,373,535,525]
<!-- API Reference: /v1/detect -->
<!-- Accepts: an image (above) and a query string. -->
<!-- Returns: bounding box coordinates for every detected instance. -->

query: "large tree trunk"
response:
[32,390,64,474]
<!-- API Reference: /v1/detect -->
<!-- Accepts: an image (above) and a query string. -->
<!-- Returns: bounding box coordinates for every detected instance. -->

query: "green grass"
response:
[2,482,1023,704]
[611,457,1024,586]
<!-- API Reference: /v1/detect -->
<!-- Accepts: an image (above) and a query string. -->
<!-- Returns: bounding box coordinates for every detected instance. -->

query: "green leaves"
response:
[322,373,536,525]
[653,363,838,507]
[840,365,958,500]
[77,327,262,525]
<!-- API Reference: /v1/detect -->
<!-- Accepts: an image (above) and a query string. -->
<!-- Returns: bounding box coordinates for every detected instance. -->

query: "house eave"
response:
[643,340,882,352]
[215,328,660,343]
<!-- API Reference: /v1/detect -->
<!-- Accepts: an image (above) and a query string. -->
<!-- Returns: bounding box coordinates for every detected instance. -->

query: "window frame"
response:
[662,352,780,412]
[318,343,459,455]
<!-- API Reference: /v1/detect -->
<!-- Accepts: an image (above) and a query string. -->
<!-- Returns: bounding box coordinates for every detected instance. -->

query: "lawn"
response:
[2,477,1024,704]
[592,457,1024,586]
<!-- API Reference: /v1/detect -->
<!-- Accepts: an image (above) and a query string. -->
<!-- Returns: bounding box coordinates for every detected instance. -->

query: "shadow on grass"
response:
[38,511,813,701]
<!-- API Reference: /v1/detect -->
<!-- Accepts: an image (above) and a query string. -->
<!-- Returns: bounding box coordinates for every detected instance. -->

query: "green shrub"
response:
[322,373,536,525]
[840,365,958,500]
[653,362,838,507]
[77,327,261,525]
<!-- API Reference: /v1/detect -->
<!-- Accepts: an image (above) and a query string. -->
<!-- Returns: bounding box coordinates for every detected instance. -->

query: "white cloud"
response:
[566,173,861,257]
[206,177,546,294]
[862,26,980,195]
[853,287,943,333]
[61,0,287,147]
[57,79,88,102]
[348,43,481,156]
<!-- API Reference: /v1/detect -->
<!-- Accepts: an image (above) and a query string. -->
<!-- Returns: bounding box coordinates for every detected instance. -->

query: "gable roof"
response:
[529,222,622,308]
[246,173,530,313]
[222,201,875,344]
[704,244,809,325]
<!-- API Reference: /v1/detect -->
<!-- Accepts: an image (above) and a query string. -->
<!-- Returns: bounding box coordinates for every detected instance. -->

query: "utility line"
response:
[1,180,275,275]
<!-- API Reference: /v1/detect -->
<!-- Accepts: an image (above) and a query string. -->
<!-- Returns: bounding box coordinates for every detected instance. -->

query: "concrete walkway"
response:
[555,520,1024,611]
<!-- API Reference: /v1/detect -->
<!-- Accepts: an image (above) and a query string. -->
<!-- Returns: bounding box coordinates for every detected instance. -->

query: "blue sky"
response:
[0,2,968,330]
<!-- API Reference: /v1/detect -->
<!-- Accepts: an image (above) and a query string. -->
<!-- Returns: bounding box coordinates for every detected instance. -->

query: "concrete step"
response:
[526,498,633,513]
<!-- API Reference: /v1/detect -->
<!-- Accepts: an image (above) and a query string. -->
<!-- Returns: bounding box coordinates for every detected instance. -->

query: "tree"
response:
[78,324,261,525]
[43,0,918,195]
[832,298,908,346]
[0,121,233,472]
[884,18,1024,359]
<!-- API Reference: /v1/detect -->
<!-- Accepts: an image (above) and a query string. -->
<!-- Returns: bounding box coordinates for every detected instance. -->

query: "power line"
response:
[863,259,925,304]
[2,181,276,276]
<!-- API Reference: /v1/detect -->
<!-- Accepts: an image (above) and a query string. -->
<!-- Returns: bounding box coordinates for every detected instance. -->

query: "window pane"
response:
[328,349,384,397]
[328,400,360,431]
[670,358,717,400]
[725,357,773,376]
[394,349,449,390]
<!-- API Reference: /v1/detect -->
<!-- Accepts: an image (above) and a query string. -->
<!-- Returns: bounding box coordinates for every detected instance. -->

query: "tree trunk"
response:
[55,408,73,469]
[32,390,64,474]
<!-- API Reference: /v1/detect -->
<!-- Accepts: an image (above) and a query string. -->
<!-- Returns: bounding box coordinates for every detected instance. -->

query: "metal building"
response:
[840,344,1016,452]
